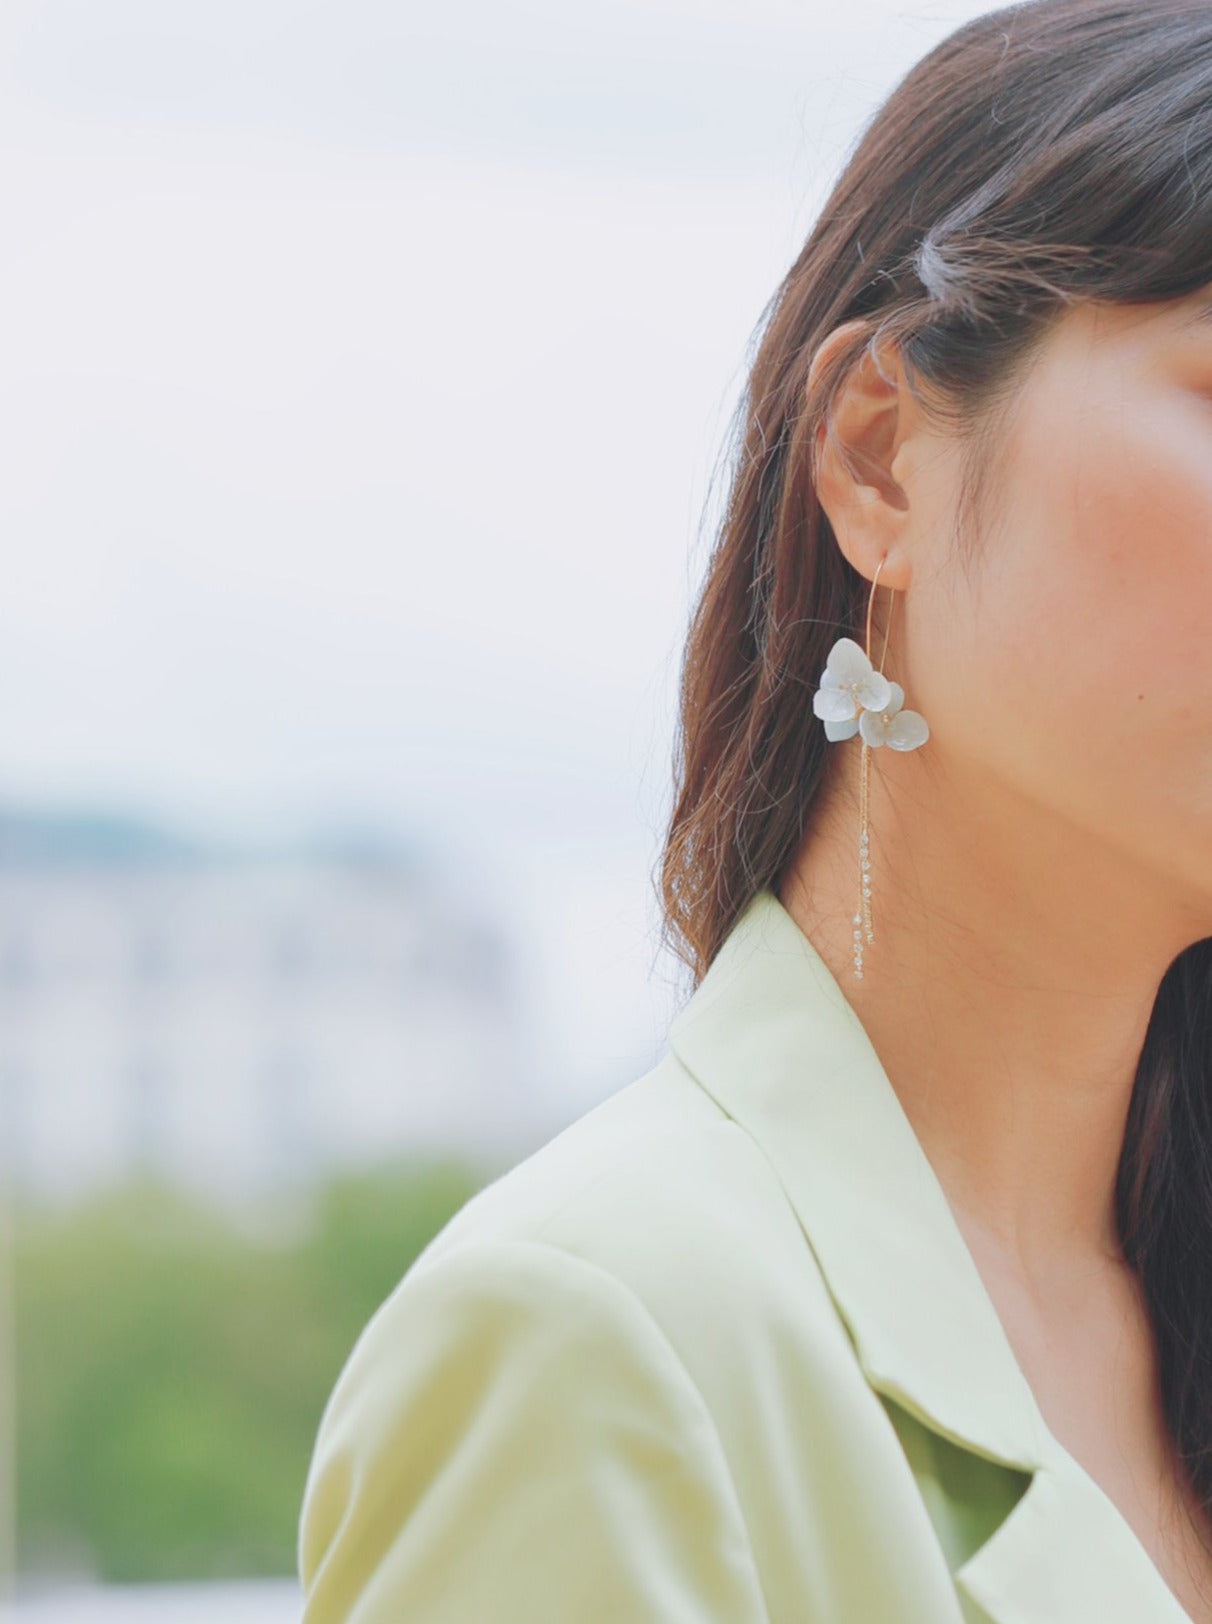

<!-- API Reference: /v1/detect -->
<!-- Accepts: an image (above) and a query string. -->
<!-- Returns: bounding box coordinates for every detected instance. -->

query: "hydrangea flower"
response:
[811,636,891,733]
[857,680,929,750]
[812,635,929,750]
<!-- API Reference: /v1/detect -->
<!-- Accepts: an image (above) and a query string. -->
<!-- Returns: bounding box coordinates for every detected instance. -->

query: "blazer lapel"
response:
[667,887,1193,1624]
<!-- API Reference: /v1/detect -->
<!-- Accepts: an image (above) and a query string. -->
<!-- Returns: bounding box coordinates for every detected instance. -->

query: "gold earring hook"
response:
[865,556,893,675]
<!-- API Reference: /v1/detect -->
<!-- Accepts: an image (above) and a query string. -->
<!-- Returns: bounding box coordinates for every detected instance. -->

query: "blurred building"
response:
[0,807,535,1210]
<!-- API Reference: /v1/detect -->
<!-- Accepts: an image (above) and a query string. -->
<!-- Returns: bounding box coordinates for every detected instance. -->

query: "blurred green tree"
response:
[14,1155,495,1582]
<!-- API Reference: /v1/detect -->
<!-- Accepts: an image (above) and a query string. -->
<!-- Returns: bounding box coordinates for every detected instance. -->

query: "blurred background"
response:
[0,0,995,1617]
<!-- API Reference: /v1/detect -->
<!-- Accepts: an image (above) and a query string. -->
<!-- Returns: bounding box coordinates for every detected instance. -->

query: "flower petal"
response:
[813,687,858,722]
[824,715,860,741]
[824,636,872,684]
[855,671,892,711]
[884,709,929,750]
[882,681,905,717]
[858,708,887,746]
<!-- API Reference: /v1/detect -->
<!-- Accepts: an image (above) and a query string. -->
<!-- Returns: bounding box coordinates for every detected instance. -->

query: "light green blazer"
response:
[297,886,1192,1623]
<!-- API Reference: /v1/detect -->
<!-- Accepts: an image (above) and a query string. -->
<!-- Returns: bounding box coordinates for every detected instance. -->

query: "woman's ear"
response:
[809,322,918,593]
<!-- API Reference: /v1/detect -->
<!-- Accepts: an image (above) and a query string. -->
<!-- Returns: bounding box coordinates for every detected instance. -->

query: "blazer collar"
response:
[667,885,1193,1624]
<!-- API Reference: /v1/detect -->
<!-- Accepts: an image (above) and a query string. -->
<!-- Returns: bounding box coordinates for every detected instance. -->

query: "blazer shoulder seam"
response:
[412,1233,774,1622]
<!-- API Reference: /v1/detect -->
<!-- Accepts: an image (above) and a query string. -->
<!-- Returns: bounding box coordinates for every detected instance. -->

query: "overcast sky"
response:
[0,0,999,1105]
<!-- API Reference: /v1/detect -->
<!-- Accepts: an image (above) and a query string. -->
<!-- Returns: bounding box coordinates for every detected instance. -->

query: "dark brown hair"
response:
[657,0,1212,1555]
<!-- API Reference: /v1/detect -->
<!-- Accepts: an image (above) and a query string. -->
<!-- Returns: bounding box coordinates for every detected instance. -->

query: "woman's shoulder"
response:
[407,1046,838,1336]
[298,1049,910,1623]
[325,1040,874,1469]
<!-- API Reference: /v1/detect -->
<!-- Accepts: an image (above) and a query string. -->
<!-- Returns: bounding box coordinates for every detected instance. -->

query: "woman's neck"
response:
[778,763,1198,1296]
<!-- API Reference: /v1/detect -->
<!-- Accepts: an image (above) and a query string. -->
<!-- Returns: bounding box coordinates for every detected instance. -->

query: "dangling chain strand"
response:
[814,555,930,984]
[852,559,894,981]
[853,740,871,977]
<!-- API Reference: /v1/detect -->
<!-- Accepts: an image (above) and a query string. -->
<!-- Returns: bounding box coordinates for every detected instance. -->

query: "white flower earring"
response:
[811,554,929,980]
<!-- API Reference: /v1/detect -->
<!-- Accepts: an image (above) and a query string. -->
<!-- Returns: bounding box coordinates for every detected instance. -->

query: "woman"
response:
[297,1,1212,1618]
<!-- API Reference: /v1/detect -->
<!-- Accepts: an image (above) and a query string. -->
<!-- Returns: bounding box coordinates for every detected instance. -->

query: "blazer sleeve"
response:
[297,1235,771,1623]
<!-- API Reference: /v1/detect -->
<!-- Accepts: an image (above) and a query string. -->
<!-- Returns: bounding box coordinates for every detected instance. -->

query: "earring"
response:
[810,556,929,980]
